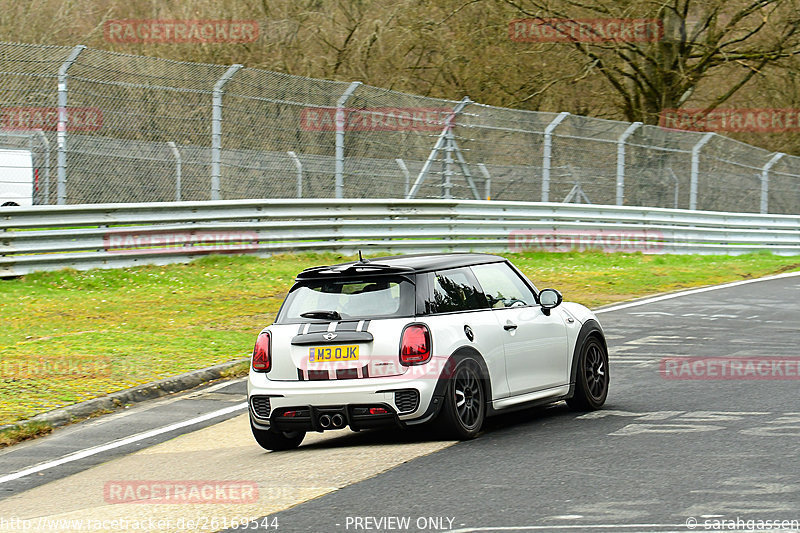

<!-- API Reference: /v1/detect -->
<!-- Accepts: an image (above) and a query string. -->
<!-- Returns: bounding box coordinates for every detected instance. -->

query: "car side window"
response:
[471,262,536,309]
[431,268,488,313]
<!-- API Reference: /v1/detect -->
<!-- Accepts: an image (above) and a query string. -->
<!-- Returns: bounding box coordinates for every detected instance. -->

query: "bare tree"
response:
[501,0,800,123]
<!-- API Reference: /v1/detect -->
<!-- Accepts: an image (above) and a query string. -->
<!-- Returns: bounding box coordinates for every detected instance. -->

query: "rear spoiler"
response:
[296,262,415,280]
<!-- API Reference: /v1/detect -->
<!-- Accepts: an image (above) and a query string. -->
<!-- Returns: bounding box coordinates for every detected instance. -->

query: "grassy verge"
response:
[0,421,53,447]
[1,251,799,428]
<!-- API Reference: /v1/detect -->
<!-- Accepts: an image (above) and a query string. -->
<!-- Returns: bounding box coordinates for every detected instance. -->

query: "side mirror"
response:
[538,288,562,316]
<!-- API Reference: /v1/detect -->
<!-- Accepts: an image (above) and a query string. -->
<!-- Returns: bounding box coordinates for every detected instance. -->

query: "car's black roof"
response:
[365,253,506,271]
[296,253,507,279]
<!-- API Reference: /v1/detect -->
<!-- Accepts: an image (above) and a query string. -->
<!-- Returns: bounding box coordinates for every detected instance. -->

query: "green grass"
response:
[0,421,53,447]
[1,251,799,427]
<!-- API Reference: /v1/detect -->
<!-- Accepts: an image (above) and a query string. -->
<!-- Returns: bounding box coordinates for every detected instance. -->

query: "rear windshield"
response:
[276,275,415,322]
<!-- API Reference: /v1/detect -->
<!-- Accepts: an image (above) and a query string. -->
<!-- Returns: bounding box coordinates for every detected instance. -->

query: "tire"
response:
[437,357,486,439]
[250,420,305,451]
[567,336,609,411]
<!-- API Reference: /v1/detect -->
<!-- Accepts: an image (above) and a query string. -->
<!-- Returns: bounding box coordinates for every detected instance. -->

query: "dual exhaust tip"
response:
[318,413,345,429]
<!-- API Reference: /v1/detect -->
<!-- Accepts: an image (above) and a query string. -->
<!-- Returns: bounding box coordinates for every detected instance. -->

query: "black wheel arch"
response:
[567,319,608,399]
[405,345,493,425]
[447,346,493,401]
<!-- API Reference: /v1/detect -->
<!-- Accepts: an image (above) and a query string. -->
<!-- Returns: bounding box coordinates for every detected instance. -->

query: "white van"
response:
[0,149,34,206]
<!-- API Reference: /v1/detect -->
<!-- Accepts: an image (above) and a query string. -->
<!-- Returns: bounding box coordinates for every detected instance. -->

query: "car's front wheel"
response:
[567,336,609,411]
[250,421,305,451]
[437,357,486,439]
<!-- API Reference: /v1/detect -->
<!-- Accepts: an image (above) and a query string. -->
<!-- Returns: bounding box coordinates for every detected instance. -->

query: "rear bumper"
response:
[251,403,402,432]
[247,372,442,431]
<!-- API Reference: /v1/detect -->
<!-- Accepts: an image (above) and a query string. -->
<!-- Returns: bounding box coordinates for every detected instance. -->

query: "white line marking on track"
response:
[595,271,800,315]
[445,525,691,532]
[446,526,800,533]
[0,402,247,485]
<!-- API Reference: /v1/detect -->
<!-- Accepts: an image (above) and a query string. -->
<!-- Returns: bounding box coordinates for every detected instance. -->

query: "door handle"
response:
[504,322,518,331]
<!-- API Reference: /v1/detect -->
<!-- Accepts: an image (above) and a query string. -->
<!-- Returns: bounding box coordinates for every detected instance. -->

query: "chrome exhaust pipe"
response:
[331,414,344,428]
[319,414,332,429]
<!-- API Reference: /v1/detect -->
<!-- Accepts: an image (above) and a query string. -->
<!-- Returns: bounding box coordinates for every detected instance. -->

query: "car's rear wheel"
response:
[250,421,305,451]
[567,336,609,411]
[437,358,485,439]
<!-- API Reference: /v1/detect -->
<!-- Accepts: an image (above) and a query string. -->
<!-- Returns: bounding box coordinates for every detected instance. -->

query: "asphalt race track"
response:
[1,272,799,533]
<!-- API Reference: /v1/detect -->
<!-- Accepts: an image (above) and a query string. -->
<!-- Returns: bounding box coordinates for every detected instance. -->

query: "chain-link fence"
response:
[1,41,799,213]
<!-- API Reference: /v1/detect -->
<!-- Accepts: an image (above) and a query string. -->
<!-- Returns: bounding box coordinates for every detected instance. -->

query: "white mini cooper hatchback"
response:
[248,253,608,450]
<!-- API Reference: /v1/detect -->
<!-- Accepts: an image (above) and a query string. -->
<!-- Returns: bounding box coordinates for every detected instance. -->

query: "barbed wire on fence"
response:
[0,41,798,214]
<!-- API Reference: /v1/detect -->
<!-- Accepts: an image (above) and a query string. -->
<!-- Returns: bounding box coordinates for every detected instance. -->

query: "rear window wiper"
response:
[300,310,342,320]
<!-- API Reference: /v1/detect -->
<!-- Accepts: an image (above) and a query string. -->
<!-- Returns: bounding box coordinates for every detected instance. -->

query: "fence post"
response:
[761,152,785,214]
[478,163,491,200]
[211,64,243,201]
[34,130,51,205]
[541,111,569,202]
[167,142,182,202]
[690,132,714,210]
[442,132,455,199]
[667,168,680,209]
[616,121,642,206]
[395,158,410,198]
[335,81,362,199]
[56,45,86,205]
[288,151,303,198]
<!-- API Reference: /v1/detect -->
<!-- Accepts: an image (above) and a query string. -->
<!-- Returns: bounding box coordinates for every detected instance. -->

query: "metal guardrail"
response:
[2,199,799,277]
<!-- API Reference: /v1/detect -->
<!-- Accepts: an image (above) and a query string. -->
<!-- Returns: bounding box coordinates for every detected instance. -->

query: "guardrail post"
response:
[761,152,785,214]
[690,132,714,210]
[211,64,243,201]
[167,142,182,202]
[56,45,86,205]
[288,151,303,198]
[616,121,642,206]
[542,111,569,202]
[395,158,410,197]
[335,81,362,199]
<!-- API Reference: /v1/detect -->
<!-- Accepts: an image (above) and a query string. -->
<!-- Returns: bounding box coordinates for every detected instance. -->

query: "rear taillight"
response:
[252,332,271,372]
[400,324,431,366]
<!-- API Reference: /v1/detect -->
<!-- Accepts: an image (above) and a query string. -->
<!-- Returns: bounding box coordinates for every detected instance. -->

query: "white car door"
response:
[471,262,569,395]
[427,268,510,400]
